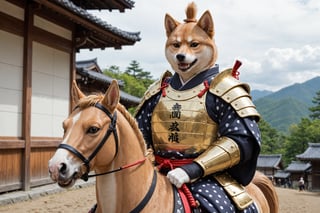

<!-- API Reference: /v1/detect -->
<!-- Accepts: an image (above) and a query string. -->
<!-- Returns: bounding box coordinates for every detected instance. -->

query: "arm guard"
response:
[194,137,240,176]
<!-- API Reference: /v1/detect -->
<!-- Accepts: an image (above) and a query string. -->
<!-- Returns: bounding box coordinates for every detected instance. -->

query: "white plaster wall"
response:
[0,30,23,136]
[0,1,24,21]
[31,42,70,137]
[0,1,71,138]
[34,15,72,40]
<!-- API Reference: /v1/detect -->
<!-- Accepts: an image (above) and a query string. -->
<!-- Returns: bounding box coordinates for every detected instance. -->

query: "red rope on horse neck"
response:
[121,158,146,169]
[87,158,146,179]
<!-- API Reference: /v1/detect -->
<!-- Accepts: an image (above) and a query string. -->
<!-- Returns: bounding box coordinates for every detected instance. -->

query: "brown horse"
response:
[48,80,279,213]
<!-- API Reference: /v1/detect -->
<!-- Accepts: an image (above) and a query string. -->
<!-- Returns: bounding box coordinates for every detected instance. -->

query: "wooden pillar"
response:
[70,27,77,112]
[22,0,33,191]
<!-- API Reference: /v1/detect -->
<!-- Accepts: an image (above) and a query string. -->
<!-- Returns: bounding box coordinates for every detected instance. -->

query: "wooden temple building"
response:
[0,0,140,193]
[256,154,283,179]
[284,161,311,189]
[297,143,320,191]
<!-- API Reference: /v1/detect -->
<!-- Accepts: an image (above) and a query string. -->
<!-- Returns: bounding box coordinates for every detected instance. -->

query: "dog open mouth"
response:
[178,59,197,71]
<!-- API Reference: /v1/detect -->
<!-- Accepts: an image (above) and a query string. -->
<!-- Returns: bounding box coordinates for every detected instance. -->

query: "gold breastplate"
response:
[151,83,218,156]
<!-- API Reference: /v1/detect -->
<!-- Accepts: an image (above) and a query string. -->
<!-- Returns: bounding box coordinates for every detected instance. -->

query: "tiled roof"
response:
[76,59,141,107]
[297,143,320,160]
[51,0,140,42]
[76,58,98,68]
[77,68,141,106]
[119,90,141,105]
[77,67,124,87]
[76,58,102,73]
[274,170,290,179]
[71,0,135,11]
[285,161,311,172]
[257,154,283,168]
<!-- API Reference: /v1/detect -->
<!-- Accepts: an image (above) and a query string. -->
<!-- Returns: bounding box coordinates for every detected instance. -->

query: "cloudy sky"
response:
[77,0,320,91]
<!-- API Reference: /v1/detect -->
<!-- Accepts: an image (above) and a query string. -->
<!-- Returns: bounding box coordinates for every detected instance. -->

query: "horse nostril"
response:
[59,162,68,175]
[176,54,185,62]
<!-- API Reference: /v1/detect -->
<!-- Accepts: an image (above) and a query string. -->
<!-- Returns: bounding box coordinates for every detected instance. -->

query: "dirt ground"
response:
[0,185,319,213]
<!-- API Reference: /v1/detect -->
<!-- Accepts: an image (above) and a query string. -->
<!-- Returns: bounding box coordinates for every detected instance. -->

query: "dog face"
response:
[165,3,217,82]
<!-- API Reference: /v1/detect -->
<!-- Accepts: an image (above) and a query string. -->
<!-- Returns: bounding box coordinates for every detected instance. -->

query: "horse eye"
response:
[87,126,100,134]
[190,42,199,48]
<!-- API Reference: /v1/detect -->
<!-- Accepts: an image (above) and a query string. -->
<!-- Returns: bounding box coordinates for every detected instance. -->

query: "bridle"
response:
[58,102,119,181]
[57,102,156,212]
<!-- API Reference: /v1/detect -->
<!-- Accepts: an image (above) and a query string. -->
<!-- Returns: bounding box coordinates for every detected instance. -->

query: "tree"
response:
[309,90,320,120]
[307,119,320,143]
[259,119,285,155]
[104,61,155,98]
[125,60,154,88]
[104,65,121,79]
[108,65,121,75]
[121,73,146,97]
[125,60,142,77]
[283,118,314,165]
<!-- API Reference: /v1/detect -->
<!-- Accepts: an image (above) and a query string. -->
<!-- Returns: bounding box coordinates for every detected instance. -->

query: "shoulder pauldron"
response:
[209,69,260,120]
[134,71,172,115]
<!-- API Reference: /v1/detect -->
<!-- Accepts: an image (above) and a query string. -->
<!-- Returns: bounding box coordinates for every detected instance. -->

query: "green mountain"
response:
[253,76,320,133]
[251,90,273,101]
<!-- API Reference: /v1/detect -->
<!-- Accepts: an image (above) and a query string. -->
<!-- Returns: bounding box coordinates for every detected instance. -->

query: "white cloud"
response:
[265,45,320,71]
[77,0,320,91]
[237,45,320,91]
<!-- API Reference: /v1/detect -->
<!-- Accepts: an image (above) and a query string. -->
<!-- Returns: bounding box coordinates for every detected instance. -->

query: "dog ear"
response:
[197,11,214,38]
[165,14,180,37]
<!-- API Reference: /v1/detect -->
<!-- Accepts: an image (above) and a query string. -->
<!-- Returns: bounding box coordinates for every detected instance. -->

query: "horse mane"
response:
[77,94,147,155]
[116,103,147,155]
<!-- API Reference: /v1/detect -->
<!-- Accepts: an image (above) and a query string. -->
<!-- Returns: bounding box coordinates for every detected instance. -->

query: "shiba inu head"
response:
[165,2,217,82]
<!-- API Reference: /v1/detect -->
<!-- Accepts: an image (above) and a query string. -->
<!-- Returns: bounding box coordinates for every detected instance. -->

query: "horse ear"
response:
[71,80,85,104]
[197,10,214,38]
[102,80,119,111]
[165,14,180,37]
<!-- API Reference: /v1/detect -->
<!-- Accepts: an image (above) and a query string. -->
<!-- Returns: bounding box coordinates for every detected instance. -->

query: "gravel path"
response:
[0,184,319,212]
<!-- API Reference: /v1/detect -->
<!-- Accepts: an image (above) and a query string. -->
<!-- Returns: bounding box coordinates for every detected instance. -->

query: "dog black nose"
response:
[176,54,185,62]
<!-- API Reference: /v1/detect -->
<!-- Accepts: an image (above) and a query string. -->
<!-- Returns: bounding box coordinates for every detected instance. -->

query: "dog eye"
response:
[173,43,180,48]
[190,42,199,48]
[86,126,100,134]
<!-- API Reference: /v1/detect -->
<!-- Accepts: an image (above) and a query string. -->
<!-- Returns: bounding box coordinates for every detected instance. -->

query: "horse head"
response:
[48,80,120,188]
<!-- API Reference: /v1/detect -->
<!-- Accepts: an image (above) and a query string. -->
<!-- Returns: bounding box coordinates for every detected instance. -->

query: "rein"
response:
[130,170,157,213]
[87,158,146,179]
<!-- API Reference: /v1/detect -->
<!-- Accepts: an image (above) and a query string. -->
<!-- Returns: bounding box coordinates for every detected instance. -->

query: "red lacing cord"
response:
[157,158,174,170]
[232,60,242,80]
[159,81,169,97]
[181,184,198,208]
[198,80,210,98]
[156,157,198,210]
